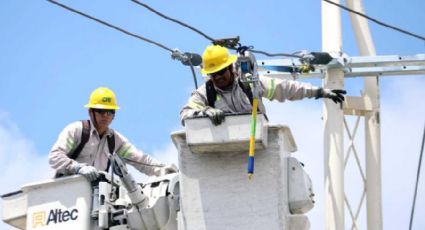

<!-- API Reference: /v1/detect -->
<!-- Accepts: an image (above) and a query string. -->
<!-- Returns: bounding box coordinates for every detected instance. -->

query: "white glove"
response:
[78,165,99,181]
[155,164,178,176]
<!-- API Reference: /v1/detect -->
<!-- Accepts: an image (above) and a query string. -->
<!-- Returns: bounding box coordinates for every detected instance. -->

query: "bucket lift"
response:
[174,114,315,230]
[1,162,179,230]
[2,115,315,230]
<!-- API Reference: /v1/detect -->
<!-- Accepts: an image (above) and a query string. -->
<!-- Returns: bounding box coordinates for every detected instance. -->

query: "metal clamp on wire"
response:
[295,50,334,73]
[213,36,240,49]
[171,49,202,89]
[171,49,202,67]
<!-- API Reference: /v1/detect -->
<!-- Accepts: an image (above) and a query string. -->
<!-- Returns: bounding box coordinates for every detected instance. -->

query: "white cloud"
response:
[151,143,179,166]
[0,112,54,229]
[0,112,54,193]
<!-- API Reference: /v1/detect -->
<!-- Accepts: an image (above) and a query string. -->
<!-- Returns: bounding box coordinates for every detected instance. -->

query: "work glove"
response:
[154,164,179,177]
[203,106,225,126]
[76,165,99,182]
[316,88,347,105]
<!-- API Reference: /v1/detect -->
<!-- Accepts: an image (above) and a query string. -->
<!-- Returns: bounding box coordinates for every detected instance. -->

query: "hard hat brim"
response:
[85,104,120,110]
[201,54,237,75]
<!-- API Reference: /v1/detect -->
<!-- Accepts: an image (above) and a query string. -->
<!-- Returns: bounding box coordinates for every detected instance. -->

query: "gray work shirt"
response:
[180,75,320,123]
[49,120,164,176]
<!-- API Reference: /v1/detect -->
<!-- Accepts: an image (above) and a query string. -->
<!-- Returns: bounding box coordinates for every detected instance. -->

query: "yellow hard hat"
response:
[84,87,120,110]
[201,45,237,75]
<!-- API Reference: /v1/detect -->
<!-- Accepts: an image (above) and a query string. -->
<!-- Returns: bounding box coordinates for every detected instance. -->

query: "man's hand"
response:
[316,88,347,105]
[204,107,225,125]
[78,165,99,181]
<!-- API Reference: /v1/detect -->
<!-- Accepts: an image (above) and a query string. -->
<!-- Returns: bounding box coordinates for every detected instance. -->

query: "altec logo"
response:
[32,208,78,228]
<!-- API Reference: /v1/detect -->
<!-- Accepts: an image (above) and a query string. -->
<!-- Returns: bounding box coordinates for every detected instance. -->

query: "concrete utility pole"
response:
[321,1,345,230]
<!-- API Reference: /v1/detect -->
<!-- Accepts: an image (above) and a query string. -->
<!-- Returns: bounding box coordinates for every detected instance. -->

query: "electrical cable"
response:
[48,0,302,59]
[131,0,215,42]
[250,49,301,58]
[129,0,300,58]
[322,0,425,42]
[47,0,203,88]
[409,122,425,230]
[188,60,198,89]
[47,0,174,53]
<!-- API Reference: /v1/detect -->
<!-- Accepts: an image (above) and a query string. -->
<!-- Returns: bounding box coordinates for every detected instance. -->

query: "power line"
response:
[48,0,300,59]
[322,0,425,42]
[250,49,300,58]
[129,0,300,58]
[47,0,174,53]
[130,0,215,42]
[409,123,425,230]
[47,0,203,89]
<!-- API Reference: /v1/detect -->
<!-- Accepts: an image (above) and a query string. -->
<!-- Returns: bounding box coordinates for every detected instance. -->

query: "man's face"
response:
[91,109,115,133]
[209,66,234,89]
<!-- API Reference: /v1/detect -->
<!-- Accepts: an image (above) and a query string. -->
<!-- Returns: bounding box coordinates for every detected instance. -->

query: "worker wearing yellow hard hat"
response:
[84,87,120,136]
[85,87,120,110]
[49,87,177,181]
[180,45,346,125]
[201,45,237,75]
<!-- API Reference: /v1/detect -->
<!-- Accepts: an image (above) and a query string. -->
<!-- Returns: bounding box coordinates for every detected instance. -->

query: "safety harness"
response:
[56,120,115,178]
[205,78,254,108]
[73,120,115,169]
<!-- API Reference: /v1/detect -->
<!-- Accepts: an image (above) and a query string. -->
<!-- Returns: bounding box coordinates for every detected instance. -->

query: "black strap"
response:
[105,133,115,171]
[206,80,216,107]
[68,120,91,160]
[55,120,90,178]
[205,79,254,108]
[238,80,254,105]
[56,120,116,177]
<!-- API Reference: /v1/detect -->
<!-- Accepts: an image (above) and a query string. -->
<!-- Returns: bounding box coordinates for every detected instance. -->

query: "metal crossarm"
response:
[257,53,425,79]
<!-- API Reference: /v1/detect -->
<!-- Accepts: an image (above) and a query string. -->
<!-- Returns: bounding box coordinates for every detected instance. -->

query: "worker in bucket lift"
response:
[180,45,346,125]
[49,87,177,181]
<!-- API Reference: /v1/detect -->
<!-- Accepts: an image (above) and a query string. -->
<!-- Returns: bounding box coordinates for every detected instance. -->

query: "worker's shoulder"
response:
[55,120,85,139]
[62,120,85,131]
[191,83,207,96]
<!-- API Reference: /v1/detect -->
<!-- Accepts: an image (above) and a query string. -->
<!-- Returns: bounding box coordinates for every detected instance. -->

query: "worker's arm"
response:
[49,121,83,175]
[259,75,320,102]
[180,86,208,124]
[180,86,226,126]
[180,86,209,123]
[260,75,346,104]
[114,131,177,176]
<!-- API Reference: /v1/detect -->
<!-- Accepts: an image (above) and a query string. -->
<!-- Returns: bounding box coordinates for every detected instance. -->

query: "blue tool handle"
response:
[247,156,255,174]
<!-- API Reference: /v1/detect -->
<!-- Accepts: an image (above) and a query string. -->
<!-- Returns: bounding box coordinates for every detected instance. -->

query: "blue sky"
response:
[1,0,424,229]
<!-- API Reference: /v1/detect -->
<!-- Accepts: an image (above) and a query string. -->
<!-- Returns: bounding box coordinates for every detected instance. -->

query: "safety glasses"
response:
[93,109,115,116]
[208,67,228,78]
